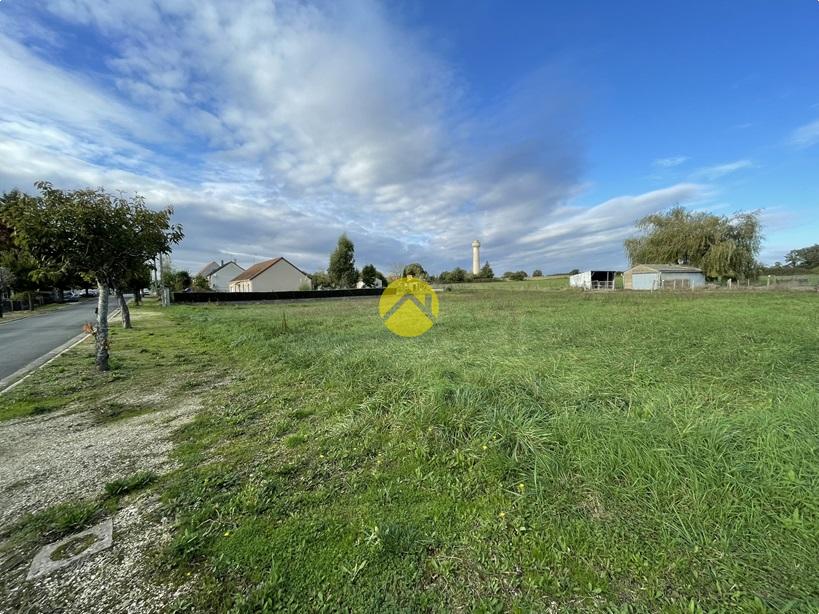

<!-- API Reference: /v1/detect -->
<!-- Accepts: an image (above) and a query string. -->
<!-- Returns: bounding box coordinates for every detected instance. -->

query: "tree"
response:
[161,268,177,290]
[478,261,494,279]
[3,182,182,370]
[402,262,428,279]
[784,244,819,270]
[192,274,211,291]
[624,206,761,280]
[569,268,580,275]
[174,270,192,291]
[116,263,153,326]
[328,234,357,288]
[0,266,15,318]
[532,269,543,277]
[360,264,377,288]
[1,191,48,310]
[311,270,331,289]
[438,268,462,283]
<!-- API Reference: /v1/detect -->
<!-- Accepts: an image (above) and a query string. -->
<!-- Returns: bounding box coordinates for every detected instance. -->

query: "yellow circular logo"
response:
[379,277,439,337]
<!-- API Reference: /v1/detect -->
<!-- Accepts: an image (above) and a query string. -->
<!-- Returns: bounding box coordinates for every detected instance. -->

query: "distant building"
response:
[228,258,311,292]
[623,264,705,290]
[196,260,244,291]
[569,270,618,290]
[356,279,383,289]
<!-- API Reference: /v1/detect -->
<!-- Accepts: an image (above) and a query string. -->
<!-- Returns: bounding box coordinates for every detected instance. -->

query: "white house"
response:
[228,257,311,292]
[356,278,383,289]
[197,260,245,291]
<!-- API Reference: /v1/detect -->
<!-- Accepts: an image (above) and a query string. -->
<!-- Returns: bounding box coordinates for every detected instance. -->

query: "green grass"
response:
[2,290,818,611]
[0,301,229,423]
[104,471,157,497]
[0,396,68,421]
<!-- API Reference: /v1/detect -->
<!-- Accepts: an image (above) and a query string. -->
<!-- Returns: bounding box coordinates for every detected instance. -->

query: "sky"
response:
[0,0,817,275]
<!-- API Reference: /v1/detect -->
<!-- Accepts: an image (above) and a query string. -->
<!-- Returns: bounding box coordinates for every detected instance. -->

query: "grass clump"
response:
[4,500,102,544]
[104,471,157,497]
[0,396,66,421]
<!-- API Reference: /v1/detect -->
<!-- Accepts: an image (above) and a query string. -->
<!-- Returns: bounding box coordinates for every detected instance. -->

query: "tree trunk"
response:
[118,291,132,329]
[96,282,110,371]
[132,287,142,305]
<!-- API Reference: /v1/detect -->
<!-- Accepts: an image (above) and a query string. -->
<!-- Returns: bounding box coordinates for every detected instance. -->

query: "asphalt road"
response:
[0,300,99,381]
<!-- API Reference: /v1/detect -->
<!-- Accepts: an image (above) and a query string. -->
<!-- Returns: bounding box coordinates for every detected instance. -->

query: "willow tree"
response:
[624,207,761,280]
[3,182,183,370]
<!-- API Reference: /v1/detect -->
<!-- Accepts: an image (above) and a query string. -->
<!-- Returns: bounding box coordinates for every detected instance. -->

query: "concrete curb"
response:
[0,307,122,395]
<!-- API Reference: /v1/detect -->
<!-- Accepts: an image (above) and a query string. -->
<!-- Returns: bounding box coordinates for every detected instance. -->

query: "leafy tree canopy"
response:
[439,267,467,283]
[328,234,357,288]
[402,262,428,279]
[3,182,183,287]
[784,244,819,270]
[624,206,761,280]
[477,261,494,279]
[360,264,378,287]
[2,182,183,369]
[192,274,210,290]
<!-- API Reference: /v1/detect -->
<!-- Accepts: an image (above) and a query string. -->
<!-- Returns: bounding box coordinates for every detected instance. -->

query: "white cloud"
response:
[692,159,753,180]
[790,119,819,148]
[0,0,714,275]
[653,156,688,168]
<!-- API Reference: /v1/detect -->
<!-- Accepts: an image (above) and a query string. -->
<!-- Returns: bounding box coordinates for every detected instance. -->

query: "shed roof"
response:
[626,264,703,274]
[229,257,308,282]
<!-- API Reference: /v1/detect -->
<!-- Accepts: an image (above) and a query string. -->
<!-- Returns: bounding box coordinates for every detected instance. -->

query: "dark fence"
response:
[173,288,386,303]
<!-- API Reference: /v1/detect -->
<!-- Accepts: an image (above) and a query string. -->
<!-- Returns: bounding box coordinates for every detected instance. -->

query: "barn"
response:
[569,270,618,290]
[623,264,705,290]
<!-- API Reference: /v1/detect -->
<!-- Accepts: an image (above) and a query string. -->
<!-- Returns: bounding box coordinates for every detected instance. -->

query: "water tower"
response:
[471,240,481,275]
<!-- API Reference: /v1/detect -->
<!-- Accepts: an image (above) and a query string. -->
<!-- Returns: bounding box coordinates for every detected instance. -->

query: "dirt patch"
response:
[0,395,200,527]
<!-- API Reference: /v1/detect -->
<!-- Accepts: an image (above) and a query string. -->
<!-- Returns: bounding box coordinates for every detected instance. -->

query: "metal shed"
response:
[569,270,618,290]
[623,264,705,290]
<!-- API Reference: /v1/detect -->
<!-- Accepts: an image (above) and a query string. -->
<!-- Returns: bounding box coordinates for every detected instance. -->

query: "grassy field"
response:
[2,288,818,611]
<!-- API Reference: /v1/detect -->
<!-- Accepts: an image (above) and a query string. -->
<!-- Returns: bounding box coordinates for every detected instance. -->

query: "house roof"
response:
[196,261,220,277]
[209,260,243,276]
[197,260,244,278]
[229,257,308,282]
[627,264,703,274]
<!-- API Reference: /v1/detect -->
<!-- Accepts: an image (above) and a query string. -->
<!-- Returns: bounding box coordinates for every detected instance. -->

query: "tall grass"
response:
[159,290,818,611]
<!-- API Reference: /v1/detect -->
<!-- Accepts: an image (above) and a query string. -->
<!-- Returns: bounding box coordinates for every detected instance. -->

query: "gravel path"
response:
[0,392,202,612]
[0,396,200,528]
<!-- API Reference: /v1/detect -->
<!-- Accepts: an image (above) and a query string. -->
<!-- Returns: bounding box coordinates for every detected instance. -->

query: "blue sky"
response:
[0,1,817,274]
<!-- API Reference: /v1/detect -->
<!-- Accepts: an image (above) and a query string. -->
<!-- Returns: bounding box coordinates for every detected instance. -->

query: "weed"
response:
[104,471,157,497]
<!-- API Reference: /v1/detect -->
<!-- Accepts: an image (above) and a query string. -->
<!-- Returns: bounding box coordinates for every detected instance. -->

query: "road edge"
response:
[0,308,122,395]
